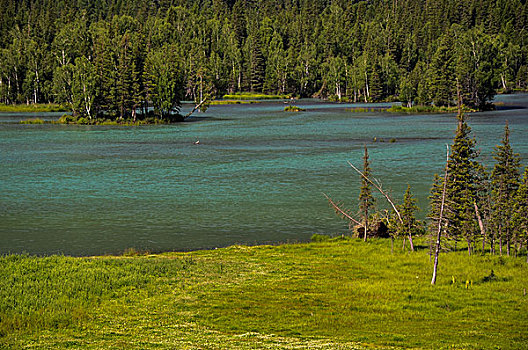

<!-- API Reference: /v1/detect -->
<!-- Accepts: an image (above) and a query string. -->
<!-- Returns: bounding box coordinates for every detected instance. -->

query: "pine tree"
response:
[446,113,481,255]
[143,46,184,119]
[429,34,456,107]
[397,184,420,251]
[359,145,375,241]
[512,168,528,261]
[246,34,265,93]
[491,122,521,255]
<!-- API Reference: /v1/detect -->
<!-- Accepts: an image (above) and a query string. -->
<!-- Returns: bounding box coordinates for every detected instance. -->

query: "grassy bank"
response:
[19,114,186,125]
[210,100,261,105]
[222,92,291,100]
[387,105,478,114]
[1,239,527,349]
[0,103,68,112]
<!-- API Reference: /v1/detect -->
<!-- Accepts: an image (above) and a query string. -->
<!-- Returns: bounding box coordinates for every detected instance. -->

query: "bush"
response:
[311,233,331,242]
[58,114,77,124]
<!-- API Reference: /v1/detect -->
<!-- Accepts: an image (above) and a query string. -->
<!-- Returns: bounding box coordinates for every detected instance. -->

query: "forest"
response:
[1,0,528,121]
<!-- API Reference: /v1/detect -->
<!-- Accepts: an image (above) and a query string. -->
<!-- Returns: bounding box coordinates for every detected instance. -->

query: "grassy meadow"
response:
[0,103,68,113]
[1,238,527,349]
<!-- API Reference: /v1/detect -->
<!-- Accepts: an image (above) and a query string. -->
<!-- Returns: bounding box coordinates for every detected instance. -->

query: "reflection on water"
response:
[1,95,527,255]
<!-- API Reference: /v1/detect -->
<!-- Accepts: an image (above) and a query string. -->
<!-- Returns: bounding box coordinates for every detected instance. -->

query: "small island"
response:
[284,105,305,112]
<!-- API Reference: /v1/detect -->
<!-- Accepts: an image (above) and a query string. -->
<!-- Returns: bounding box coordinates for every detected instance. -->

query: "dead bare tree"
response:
[431,145,450,285]
[323,193,362,227]
[184,96,209,119]
[347,161,414,250]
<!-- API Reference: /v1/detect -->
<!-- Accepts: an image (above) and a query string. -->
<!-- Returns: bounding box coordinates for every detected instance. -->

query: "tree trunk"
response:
[408,223,415,251]
[474,202,486,252]
[499,236,503,256]
[363,208,368,242]
[364,71,369,98]
[432,146,449,285]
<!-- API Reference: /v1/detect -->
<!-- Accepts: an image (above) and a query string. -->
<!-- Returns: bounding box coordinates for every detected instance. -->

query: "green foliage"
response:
[359,146,374,241]
[395,185,421,249]
[491,123,522,254]
[284,105,305,112]
[19,118,45,124]
[387,105,477,114]
[1,240,527,349]
[512,168,528,257]
[209,100,259,105]
[143,45,184,119]
[444,114,483,254]
[429,34,456,107]
[2,0,525,110]
[222,92,290,100]
[0,103,67,112]
[310,233,330,242]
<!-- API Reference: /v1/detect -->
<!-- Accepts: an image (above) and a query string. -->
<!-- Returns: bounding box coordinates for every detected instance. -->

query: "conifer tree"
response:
[512,168,528,261]
[246,34,265,93]
[446,113,481,255]
[491,122,521,255]
[397,184,420,251]
[359,145,375,241]
[143,46,184,119]
[429,34,456,107]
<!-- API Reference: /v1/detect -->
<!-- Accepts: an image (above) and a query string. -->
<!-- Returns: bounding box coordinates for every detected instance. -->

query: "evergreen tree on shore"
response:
[446,113,481,255]
[397,184,420,251]
[512,168,528,261]
[491,122,521,255]
[359,145,375,241]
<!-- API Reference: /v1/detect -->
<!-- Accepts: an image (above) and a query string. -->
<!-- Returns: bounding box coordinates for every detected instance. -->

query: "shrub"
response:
[311,233,331,242]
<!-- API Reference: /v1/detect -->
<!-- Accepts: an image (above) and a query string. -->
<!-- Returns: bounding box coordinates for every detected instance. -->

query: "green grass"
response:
[56,114,182,125]
[284,105,306,112]
[0,103,68,112]
[346,107,387,113]
[387,105,478,114]
[19,118,46,124]
[222,92,291,100]
[210,100,261,105]
[1,239,527,349]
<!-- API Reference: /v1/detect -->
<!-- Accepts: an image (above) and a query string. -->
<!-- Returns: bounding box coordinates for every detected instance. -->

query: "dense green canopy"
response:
[0,0,527,118]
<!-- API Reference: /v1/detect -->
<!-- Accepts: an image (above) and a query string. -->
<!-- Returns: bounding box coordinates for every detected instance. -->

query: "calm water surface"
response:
[1,95,527,255]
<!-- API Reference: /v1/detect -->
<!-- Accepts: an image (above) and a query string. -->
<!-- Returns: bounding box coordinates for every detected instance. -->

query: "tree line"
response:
[1,0,528,120]
[328,114,527,283]
[427,117,527,260]
[327,113,526,286]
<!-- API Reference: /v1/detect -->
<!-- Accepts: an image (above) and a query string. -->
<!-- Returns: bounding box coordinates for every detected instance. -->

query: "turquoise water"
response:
[1,96,527,255]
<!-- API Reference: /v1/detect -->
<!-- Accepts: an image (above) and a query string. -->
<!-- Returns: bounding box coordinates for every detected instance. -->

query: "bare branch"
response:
[323,193,362,226]
[347,161,403,225]
[184,97,209,119]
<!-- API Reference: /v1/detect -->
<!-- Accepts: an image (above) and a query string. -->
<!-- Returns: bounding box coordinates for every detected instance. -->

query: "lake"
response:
[1,95,527,256]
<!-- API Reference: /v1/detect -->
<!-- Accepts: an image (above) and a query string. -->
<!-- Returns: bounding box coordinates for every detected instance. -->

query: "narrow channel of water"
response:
[1,95,527,255]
